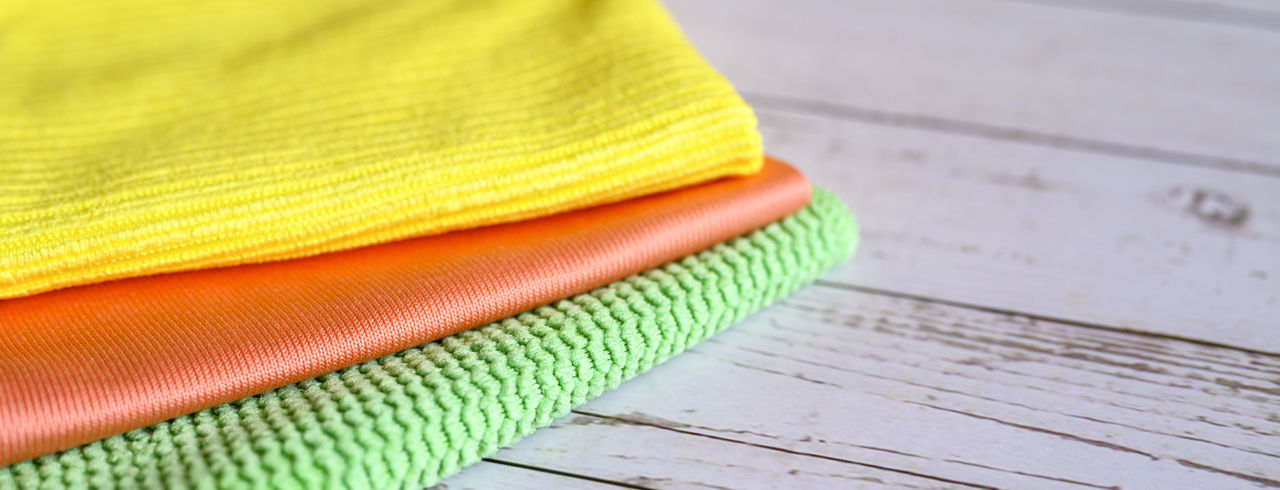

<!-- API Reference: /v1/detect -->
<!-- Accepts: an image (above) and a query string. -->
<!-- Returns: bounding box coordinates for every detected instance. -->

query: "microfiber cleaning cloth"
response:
[0,189,856,489]
[0,158,810,467]
[0,0,762,298]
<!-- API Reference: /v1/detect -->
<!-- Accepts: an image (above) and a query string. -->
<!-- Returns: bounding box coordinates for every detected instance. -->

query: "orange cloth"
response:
[0,158,810,466]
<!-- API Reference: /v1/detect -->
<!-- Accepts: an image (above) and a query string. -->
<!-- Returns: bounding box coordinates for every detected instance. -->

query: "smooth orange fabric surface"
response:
[0,158,810,467]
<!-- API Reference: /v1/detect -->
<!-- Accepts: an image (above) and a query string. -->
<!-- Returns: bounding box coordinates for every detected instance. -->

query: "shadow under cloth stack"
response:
[0,0,858,488]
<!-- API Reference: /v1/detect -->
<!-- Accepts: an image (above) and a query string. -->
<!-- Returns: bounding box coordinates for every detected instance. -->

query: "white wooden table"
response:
[435,1,1280,488]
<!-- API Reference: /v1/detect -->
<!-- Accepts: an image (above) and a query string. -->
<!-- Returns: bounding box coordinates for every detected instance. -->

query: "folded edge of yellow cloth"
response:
[0,0,761,298]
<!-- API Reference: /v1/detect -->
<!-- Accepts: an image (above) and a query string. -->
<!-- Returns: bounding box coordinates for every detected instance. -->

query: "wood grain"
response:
[429,1,1280,487]
[489,412,963,489]
[1061,0,1280,17]
[665,0,1280,173]
[554,285,1280,489]
[428,460,621,490]
[757,107,1280,353]
[1031,0,1280,31]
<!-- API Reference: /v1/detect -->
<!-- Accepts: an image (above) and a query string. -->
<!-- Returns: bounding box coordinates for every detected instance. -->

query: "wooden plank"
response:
[1057,0,1280,18]
[488,412,967,489]
[1183,0,1280,12]
[1005,1,1280,36]
[429,461,619,490]
[755,106,1280,352]
[664,0,1280,172]
[570,284,1280,489]
[458,3,1280,486]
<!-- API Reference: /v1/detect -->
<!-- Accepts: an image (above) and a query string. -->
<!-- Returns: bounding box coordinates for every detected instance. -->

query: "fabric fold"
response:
[0,0,761,298]
[0,188,857,489]
[0,159,809,467]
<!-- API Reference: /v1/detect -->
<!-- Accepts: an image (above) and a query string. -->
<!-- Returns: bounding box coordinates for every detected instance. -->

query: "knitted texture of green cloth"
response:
[0,189,857,489]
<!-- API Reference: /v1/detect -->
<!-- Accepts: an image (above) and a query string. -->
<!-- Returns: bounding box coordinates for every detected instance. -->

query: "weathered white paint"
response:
[758,107,1280,353]
[429,460,611,489]
[1069,0,1280,17]
[665,0,1280,171]
[548,286,1280,489]
[433,0,1280,487]
[493,412,953,489]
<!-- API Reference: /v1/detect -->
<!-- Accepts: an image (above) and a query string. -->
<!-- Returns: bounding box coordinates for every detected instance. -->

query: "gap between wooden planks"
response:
[431,0,1280,487]
[756,106,1280,353]
[1007,0,1280,32]
[664,0,1280,172]
[429,459,625,489]
[478,284,1280,489]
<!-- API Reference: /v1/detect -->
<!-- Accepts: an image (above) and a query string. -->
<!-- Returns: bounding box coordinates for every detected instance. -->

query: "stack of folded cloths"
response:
[0,0,857,488]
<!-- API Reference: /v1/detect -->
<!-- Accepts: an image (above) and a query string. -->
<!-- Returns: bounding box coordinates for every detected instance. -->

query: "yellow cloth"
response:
[0,0,761,299]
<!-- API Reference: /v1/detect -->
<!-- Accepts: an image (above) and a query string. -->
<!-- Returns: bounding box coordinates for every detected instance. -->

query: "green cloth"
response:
[1,189,857,489]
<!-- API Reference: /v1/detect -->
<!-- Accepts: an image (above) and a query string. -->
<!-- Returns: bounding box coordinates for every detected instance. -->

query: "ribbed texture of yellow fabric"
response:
[0,0,762,299]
